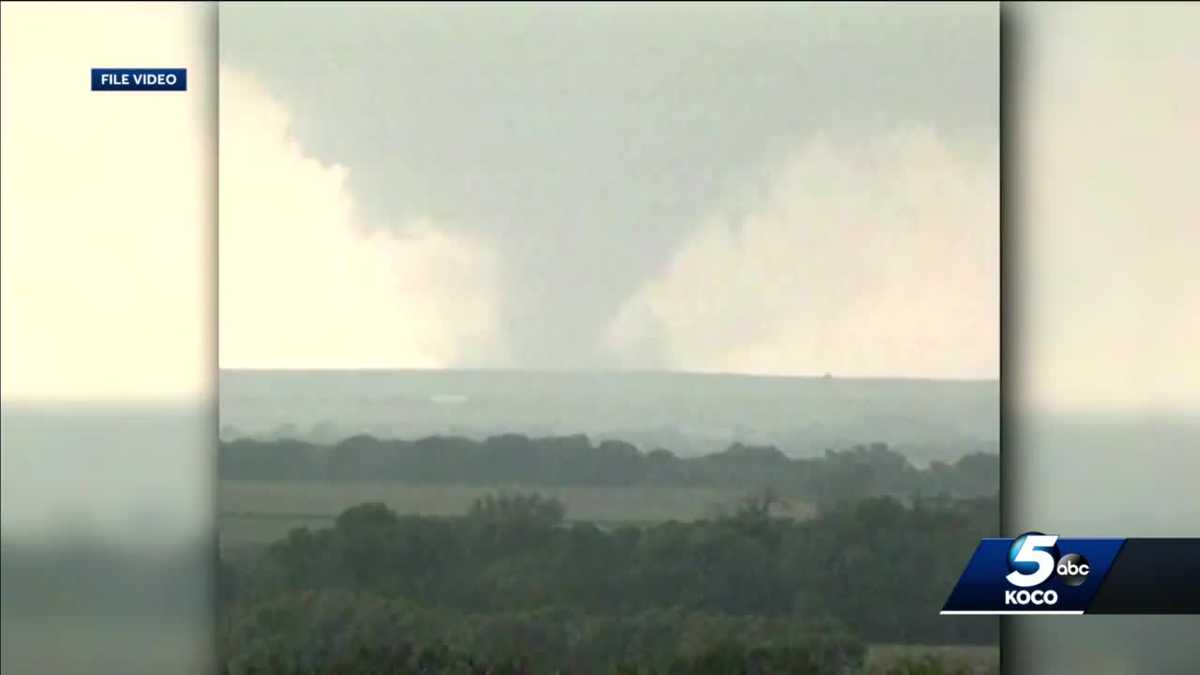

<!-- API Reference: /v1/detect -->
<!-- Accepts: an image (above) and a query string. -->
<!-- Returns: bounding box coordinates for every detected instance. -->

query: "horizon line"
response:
[218,366,1000,384]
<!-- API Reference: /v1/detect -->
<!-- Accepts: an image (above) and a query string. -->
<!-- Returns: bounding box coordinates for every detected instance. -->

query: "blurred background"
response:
[1003,3,1200,673]
[1,2,1197,674]
[1,3,215,674]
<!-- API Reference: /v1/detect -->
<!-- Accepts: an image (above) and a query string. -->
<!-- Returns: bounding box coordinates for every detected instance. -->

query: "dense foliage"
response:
[220,493,996,674]
[221,596,867,675]
[220,435,997,504]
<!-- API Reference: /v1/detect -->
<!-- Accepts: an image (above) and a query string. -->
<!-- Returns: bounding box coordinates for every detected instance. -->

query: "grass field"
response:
[865,644,998,674]
[219,480,814,546]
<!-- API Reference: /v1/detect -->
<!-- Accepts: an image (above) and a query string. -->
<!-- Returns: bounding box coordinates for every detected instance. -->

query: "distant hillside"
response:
[219,369,998,463]
[219,433,998,503]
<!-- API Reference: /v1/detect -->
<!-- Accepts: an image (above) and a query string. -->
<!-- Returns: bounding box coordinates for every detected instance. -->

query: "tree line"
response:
[220,492,997,674]
[219,434,997,503]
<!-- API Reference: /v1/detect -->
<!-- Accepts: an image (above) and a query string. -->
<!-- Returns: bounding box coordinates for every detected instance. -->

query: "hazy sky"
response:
[1,2,213,402]
[1013,4,1200,414]
[219,2,1001,377]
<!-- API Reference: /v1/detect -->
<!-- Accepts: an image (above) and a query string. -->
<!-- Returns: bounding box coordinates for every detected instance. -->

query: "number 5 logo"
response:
[1006,534,1059,588]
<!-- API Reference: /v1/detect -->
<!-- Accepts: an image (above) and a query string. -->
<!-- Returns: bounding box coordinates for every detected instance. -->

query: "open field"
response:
[219,480,814,546]
[866,644,998,674]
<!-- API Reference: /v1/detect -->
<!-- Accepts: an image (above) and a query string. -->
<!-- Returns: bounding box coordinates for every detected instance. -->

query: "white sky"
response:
[1,2,213,402]
[1015,4,1200,414]
[218,67,510,370]
[0,3,1196,411]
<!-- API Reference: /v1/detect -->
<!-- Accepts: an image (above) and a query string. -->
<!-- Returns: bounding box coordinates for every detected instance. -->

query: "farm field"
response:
[219,480,815,546]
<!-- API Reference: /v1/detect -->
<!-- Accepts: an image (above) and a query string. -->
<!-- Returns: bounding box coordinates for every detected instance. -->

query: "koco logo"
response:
[1003,533,1091,606]
[1004,588,1058,605]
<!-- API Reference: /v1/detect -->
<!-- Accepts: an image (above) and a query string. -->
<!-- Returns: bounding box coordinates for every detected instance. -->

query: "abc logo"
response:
[1056,552,1091,587]
[1003,533,1091,606]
